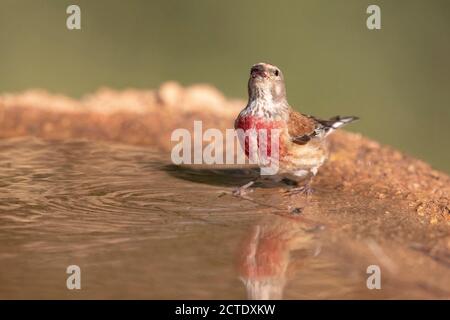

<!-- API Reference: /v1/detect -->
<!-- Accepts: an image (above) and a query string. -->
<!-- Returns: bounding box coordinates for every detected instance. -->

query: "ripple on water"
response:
[0,137,448,299]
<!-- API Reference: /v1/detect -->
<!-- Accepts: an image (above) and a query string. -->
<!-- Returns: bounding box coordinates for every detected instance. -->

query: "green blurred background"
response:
[1,0,449,172]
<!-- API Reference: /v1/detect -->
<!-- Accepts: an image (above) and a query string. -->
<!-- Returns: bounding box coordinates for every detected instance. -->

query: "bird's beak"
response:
[251,70,268,79]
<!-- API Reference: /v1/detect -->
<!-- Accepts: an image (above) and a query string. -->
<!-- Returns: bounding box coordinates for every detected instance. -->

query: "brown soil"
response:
[1,82,448,223]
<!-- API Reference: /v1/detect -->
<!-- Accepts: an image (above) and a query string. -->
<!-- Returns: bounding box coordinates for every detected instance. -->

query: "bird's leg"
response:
[232,180,256,198]
[283,177,314,197]
[301,179,314,195]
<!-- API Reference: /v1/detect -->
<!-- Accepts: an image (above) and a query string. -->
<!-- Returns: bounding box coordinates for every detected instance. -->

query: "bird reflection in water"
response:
[236,211,324,300]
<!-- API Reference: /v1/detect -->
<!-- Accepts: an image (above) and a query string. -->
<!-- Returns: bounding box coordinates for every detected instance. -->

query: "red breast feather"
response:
[235,115,287,158]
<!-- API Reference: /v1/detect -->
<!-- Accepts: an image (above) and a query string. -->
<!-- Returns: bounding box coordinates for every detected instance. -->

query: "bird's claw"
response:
[283,184,313,197]
[232,181,255,198]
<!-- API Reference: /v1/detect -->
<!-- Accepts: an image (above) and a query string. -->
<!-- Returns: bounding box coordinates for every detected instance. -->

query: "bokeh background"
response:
[1,0,449,172]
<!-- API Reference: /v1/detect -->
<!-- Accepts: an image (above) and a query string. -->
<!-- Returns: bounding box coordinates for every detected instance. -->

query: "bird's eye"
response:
[274,70,279,76]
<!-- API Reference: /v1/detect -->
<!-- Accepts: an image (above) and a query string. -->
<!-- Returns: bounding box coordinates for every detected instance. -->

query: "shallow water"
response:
[0,137,448,299]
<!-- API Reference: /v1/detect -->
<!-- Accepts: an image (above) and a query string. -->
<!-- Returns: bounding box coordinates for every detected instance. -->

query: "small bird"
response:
[234,62,358,195]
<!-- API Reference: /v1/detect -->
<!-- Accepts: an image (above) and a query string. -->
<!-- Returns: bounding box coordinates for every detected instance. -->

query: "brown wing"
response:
[288,110,318,145]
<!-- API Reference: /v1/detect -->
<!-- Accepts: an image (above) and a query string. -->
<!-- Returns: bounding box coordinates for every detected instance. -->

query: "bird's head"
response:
[248,62,287,105]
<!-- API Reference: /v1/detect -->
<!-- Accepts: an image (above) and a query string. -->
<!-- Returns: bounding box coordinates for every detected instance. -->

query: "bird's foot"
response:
[283,184,313,197]
[232,181,255,198]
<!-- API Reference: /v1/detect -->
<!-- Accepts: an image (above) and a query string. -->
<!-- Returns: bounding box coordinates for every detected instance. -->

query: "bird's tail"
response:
[317,115,359,136]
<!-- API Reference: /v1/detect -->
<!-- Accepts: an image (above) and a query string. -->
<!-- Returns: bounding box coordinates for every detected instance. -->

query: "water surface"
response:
[0,137,448,299]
